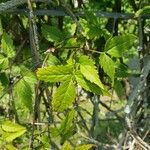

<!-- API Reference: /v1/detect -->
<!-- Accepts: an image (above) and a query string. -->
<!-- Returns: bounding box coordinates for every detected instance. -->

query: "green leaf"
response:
[115,63,130,77]
[47,54,61,66]
[0,72,9,86]
[1,32,15,58]
[37,65,73,83]
[87,25,102,39]
[81,12,99,39]
[14,79,33,110]
[75,71,102,95]
[2,121,26,132]
[99,53,115,82]
[3,130,26,142]
[62,141,72,150]
[75,71,110,96]
[52,79,76,111]
[50,127,60,137]
[60,125,75,145]
[85,11,99,25]
[63,22,76,37]
[6,144,17,150]
[79,55,104,89]
[39,135,51,148]
[114,80,124,98]
[65,37,78,47]
[135,6,150,17]
[59,110,75,135]
[105,34,137,57]
[0,54,9,70]
[0,18,3,35]
[41,24,64,42]
[59,110,76,143]
[20,66,37,86]
[1,120,26,142]
[75,144,94,150]
[79,19,89,37]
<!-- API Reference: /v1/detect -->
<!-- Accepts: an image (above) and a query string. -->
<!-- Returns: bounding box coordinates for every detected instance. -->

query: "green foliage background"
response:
[0,0,150,149]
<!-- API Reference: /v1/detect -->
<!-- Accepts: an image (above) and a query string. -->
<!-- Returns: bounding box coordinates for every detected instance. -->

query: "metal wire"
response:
[0,0,49,13]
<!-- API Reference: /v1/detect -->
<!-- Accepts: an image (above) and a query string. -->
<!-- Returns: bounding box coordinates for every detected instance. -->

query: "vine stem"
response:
[27,0,42,149]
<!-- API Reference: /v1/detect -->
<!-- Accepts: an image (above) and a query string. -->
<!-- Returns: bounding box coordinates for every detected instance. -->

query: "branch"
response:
[78,132,117,149]
[130,131,150,150]
[99,99,123,122]
[89,95,100,138]
[125,117,150,150]
[125,56,150,116]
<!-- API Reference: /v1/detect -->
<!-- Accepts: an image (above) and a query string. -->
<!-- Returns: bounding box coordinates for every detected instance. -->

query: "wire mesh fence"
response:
[0,0,150,149]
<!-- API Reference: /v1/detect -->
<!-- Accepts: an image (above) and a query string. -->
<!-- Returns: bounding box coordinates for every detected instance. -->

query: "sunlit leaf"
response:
[79,18,89,37]
[65,37,78,47]
[52,79,76,111]
[1,120,26,142]
[6,144,17,150]
[20,66,37,86]
[0,54,9,69]
[75,71,102,95]
[2,121,26,132]
[63,22,76,37]
[50,127,60,137]
[135,6,150,17]
[14,79,33,110]
[39,135,51,148]
[47,54,61,66]
[42,24,64,42]
[62,141,72,150]
[105,34,136,57]
[59,110,75,134]
[75,71,110,96]
[99,53,115,82]
[59,110,76,144]
[75,144,94,150]
[37,65,73,82]
[79,55,104,89]
[3,130,26,142]
[1,32,15,58]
